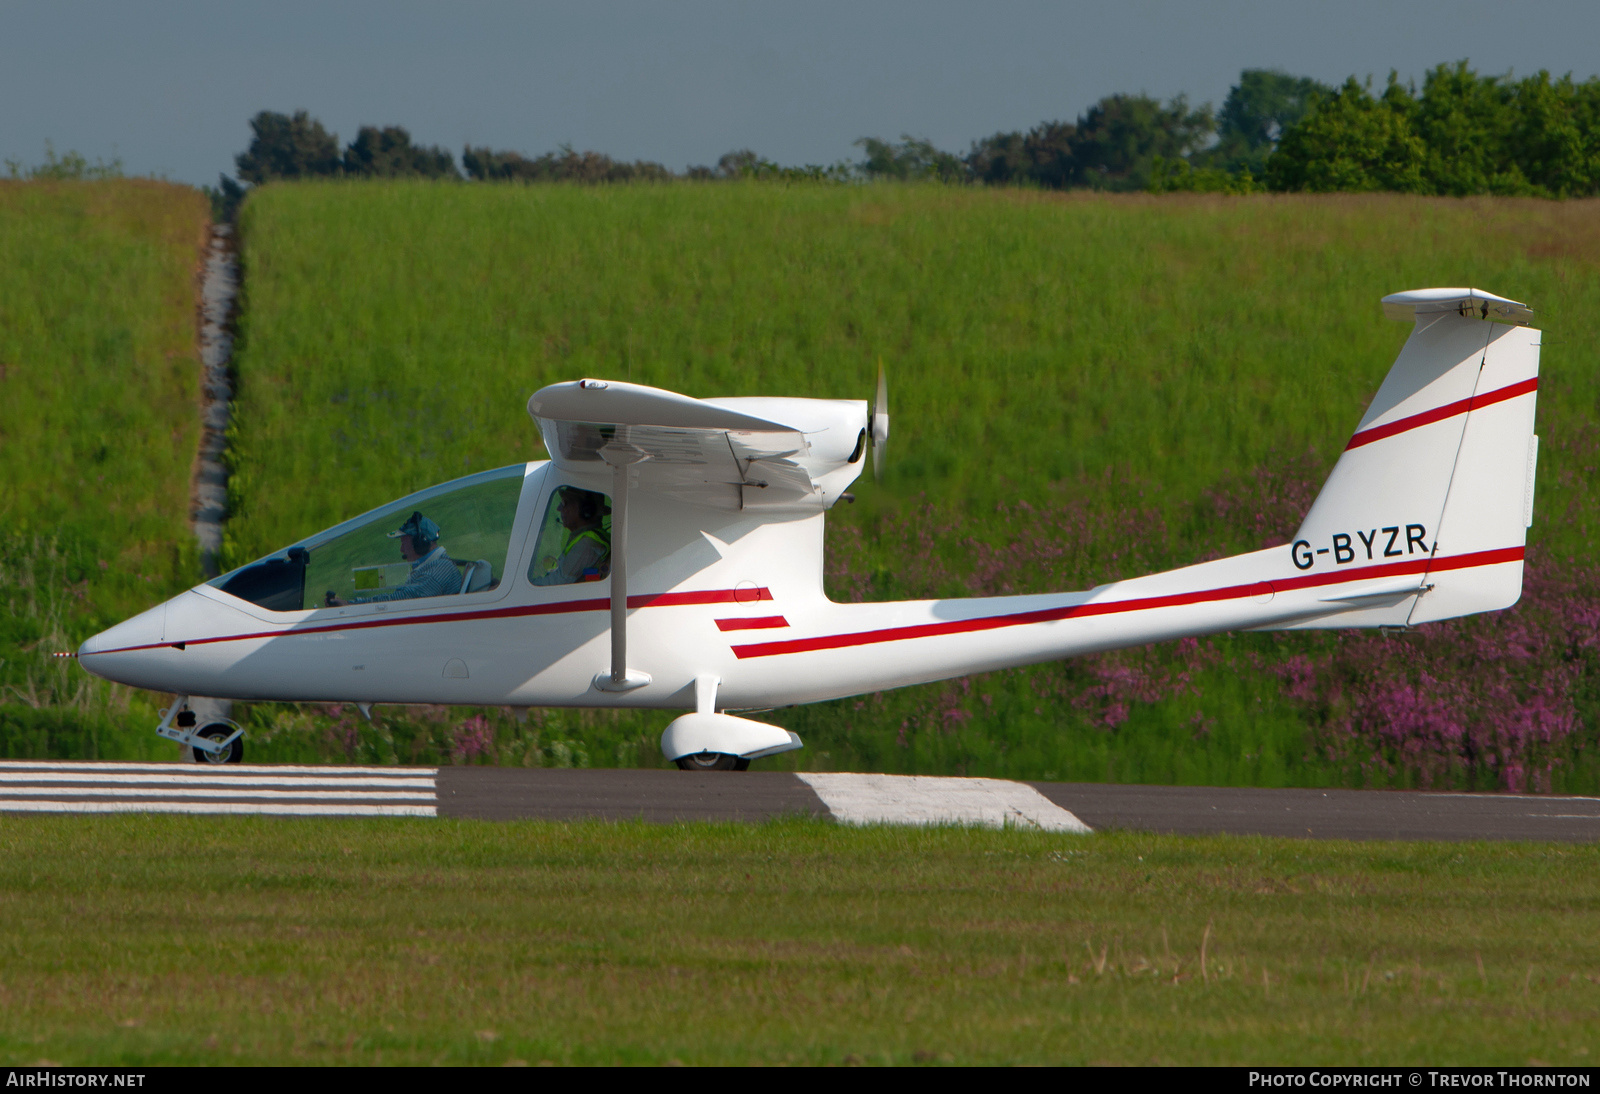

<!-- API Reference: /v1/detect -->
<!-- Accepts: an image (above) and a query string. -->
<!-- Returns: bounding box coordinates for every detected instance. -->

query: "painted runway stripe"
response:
[798,773,1091,833]
[0,801,435,817]
[0,787,435,801]
[1345,377,1538,450]
[0,760,432,775]
[0,772,436,788]
[0,763,438,817]
[733,546,1523,659]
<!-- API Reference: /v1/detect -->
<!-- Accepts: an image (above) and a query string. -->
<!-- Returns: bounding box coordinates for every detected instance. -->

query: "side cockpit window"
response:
[527,486,612,586]
[210,465,526,612]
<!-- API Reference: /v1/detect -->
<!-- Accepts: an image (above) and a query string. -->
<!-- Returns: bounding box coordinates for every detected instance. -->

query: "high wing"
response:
[527,379,869,511]
[528,378,871,695]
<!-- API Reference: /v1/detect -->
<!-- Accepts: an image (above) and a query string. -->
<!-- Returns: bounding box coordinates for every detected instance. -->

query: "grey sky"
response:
[5,1,1600,186]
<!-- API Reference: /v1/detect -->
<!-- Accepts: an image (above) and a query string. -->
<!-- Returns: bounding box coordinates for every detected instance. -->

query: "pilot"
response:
[326,512,461,605]
[531,487,611,586]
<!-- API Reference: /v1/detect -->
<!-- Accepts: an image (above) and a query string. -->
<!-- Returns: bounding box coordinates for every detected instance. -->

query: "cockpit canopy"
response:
[208,464,528,612]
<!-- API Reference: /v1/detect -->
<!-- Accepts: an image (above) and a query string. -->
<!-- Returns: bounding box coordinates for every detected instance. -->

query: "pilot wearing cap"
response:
[326,511,461,606]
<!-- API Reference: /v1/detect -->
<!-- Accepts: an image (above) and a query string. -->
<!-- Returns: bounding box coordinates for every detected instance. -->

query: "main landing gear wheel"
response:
[675,752,750,772]
[190,724,243,765]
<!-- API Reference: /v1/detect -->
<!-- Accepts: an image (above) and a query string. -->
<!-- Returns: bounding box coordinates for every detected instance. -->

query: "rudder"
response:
[1283,288,1539,629]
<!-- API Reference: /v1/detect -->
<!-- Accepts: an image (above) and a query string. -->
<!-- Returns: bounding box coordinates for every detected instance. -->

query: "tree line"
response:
[865,62,1600,198]
[209,60,1600,215]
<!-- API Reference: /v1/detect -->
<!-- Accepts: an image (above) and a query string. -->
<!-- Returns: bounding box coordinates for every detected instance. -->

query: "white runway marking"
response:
[0,800,435,817]
[0,772,436,789]
[798,773,1092,833]
[0,786,436,801]
[0,761,422,775]
[0,763,439,817]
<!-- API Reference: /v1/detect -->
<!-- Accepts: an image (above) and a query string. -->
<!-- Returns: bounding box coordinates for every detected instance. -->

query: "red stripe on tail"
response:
[1345,378,1537,450]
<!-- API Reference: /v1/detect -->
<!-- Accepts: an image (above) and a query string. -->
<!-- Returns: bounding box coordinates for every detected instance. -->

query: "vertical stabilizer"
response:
[1282,289,1539,629]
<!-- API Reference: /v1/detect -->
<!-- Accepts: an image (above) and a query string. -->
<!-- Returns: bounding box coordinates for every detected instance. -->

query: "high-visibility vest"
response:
[563,527,611,581]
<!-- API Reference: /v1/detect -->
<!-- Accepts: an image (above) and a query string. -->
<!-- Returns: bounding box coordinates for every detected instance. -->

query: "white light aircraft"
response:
[78,288,1541,768]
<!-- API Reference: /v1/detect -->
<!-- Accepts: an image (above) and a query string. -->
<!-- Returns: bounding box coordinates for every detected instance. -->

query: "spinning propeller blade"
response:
[870,362,889,481]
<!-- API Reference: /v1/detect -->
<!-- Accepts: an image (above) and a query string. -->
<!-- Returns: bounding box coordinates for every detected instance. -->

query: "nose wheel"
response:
[189,723,244,764]
[675,752,750,772]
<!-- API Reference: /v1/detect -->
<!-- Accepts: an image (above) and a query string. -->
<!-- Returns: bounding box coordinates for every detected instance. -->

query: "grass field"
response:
[229,184,1600,556]
[0,181,210,759]
[223,183,1600,790]
[0,816,1593,1066]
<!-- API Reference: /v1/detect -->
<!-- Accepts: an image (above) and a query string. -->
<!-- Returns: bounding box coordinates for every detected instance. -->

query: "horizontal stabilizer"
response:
[1381,288,1532,326]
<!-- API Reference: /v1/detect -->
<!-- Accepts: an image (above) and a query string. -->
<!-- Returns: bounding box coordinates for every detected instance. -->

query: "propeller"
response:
[869,361,889,481]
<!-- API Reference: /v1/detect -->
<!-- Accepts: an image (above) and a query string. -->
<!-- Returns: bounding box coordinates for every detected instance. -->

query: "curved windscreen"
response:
[210,465,529,612]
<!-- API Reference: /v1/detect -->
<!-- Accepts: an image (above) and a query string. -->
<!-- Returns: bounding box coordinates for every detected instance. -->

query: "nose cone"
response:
[80,600,167,658]
[78,600,169,686]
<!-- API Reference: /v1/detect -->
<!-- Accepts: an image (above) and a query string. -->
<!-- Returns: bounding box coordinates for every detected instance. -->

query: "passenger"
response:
[325,512,461,605]
[531,487,611,586]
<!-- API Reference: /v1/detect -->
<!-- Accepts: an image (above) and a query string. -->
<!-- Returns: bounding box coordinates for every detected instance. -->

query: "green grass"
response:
[228,184,1600,561]
[0,816,1593,1065]
[0,181,211,755]
[218,182,1600,788]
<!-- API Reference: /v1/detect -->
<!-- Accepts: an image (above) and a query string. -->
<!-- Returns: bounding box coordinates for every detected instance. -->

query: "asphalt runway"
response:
[436,770,1600,841]
[436,767,827,823]
[1025,781,1600,842]
[1,761,1596,841]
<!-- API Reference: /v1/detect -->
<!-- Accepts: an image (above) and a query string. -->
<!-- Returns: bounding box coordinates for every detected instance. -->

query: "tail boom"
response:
[723,539,1517,706]
[722,287,1541,706]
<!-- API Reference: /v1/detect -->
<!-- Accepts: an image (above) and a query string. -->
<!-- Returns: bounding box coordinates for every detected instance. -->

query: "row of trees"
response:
[862,63,1600,197]
[233,112,457,183]
[224,110,850,189]
[214,61,1600,213]
[1261,64,1600,196]
[211,111,848,214]
[5,142,125,181]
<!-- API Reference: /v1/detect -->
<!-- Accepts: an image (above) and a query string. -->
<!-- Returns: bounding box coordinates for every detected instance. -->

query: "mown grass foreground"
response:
[0,816,1593,1066]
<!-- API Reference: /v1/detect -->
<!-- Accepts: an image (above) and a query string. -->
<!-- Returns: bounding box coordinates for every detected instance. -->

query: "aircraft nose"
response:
[78,600,168,683]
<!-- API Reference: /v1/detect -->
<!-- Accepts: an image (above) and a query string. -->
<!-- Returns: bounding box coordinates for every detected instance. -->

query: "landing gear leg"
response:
[156,698,245,764]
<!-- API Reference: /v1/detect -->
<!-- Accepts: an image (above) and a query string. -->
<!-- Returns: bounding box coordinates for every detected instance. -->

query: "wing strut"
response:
[594,444,652,693]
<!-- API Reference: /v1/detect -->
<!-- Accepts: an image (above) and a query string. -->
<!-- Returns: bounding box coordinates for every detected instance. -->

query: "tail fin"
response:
[1283,288,1540,629]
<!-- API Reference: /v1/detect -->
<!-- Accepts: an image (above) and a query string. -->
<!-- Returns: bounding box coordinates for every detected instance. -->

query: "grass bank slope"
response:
[223,184,1600,788]
[0,180,209,758]
[0,817,1593,1066]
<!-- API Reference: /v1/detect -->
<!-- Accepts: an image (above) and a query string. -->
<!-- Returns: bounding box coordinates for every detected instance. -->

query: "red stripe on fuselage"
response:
[715,616,790,631]
[86,586,775,656]
[728,547,1525,659]
[1345,378,1538,450]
